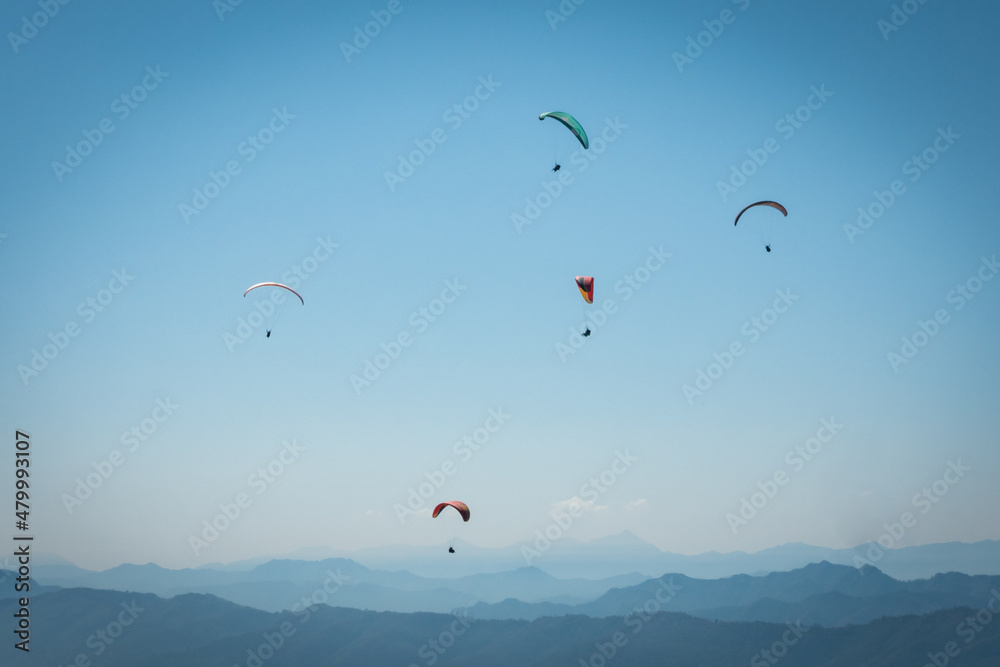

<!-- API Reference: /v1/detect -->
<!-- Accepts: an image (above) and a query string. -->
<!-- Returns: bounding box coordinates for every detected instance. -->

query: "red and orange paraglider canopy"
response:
[432,501,470,522]
[575,276,594,304]
[733,200,787,227]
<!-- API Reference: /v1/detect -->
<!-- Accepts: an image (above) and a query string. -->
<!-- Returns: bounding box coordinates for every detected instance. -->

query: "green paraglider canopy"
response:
[539,111,589,149]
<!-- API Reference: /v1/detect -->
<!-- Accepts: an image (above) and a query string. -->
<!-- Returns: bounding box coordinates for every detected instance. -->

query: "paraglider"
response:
[539,111,589,149]
[733,201,787,252]
[433,501,470,554]
[243,283,303,338]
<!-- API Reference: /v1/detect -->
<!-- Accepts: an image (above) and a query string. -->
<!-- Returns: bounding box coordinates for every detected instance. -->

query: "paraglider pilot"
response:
[448,546,455,554]
[552,163,561,172]
[266,330,271,338]
[582,327,591,337]
[765,245,771,253]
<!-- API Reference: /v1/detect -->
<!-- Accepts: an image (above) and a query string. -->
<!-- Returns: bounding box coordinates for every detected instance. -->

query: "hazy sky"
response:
[2,0,998,571]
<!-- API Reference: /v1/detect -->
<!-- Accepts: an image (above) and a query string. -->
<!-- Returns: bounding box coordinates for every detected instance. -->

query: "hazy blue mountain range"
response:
[26,557,646,613]
[19,555,1000,630]
[0,569,60,599]
[5,587,998,667]
[201,533,1000,580]
[464,561,1000,627]
[15,536,999,585]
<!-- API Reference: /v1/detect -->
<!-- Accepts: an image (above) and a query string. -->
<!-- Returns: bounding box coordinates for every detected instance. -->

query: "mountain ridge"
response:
[6,587,998,666]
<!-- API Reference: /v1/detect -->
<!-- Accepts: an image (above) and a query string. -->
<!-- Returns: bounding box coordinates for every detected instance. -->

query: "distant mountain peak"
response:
[803,560,839,570]
[509,566,554,579]
[108,562,166,572]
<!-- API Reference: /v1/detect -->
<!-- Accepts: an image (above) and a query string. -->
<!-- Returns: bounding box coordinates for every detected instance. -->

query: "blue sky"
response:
[1,0,998,570]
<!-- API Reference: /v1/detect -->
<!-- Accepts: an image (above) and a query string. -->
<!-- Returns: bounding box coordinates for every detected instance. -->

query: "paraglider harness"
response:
[582,327,591,337]
[552,163,561,172]
[448,546,455,554]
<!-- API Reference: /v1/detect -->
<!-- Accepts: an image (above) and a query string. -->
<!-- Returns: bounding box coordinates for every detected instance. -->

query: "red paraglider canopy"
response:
[432,501,470,522]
